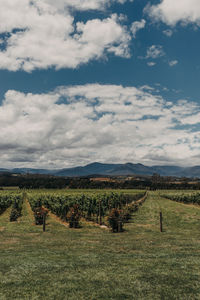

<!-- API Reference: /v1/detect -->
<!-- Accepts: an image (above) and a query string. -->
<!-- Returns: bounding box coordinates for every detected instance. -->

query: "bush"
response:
[108,208,124,232]
[34,207,48,225]
[67,204,81,228]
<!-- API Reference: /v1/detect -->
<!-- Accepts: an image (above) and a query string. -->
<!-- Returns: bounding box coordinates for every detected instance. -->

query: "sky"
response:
[1,0,200,169]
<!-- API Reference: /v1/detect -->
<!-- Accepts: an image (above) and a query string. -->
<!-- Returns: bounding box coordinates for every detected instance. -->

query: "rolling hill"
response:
[2,162,200,177]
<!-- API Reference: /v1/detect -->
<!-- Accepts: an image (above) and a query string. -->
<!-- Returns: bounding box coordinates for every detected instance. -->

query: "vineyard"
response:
[0,191,22,220]
[0,189,147,232]
[161,191,200,205]
[1,189,200,299]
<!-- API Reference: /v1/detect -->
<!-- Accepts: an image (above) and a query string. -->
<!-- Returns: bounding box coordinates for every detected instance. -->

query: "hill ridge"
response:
[1,162,200,177]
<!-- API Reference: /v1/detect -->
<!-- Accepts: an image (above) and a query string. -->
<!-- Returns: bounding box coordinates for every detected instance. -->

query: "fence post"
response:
[118,221,120,233]
[43,214,46,232]
[99,201,102,225]
[160,212,163,232]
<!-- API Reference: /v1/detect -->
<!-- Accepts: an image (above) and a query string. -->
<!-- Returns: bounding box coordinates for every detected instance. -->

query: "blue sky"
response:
[0,0,200,168]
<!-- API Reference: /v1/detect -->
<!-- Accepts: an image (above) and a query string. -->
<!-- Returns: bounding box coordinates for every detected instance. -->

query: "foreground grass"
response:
[0,191,200,299]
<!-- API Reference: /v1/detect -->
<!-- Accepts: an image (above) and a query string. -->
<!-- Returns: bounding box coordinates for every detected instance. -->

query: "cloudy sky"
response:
[1,0,200,168]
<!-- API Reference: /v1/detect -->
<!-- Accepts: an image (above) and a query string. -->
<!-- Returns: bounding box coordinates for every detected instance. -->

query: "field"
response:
[0,189,200,299]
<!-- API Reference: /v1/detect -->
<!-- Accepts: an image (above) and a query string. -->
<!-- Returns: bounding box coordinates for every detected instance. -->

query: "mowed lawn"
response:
[0,191,200,300]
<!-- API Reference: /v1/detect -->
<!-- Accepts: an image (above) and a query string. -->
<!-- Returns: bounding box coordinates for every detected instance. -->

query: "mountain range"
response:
[1,162,200,178]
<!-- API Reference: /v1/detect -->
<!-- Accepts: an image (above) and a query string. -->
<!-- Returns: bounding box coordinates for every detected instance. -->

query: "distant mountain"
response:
[12,168,55,175]
[54,162,117,177]
[152,165,184,176]
[1,162,200,178]
[53,163,200,177]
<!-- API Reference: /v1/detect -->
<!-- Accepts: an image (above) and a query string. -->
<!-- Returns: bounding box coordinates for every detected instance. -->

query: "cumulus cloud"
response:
[138,45,165,61]
[131,19,146,37]
[146,45,165,59]
[145,0,200,26]
[1,84,200,168]
[163,29,173,37]
[0,0,131,72]
[169,60,178,67]
[44,0,129,11]
[147,62,156,67]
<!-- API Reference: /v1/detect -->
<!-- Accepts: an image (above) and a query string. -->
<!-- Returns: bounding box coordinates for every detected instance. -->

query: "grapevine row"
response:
[9,194,24,222]
[161,192,200,205]
[0,193,13,215]
[0,191,24,221]
[28,191,146,230]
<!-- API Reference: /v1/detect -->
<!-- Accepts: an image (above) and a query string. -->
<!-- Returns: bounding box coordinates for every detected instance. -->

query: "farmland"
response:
[0,189,200,299]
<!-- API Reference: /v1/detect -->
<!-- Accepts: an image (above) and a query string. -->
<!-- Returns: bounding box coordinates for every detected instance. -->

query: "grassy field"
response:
[0,191,200,299]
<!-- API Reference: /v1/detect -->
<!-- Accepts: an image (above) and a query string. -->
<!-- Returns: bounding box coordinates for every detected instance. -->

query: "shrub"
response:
[34,207,48,225]
[108,208,124,232]
[67,204,81,228]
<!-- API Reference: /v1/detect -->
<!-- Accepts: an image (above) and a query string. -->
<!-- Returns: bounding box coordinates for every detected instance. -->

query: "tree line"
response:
[0,172,200,190]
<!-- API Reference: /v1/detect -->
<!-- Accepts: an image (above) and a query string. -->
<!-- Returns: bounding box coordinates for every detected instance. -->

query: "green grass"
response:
[0,191,200,299]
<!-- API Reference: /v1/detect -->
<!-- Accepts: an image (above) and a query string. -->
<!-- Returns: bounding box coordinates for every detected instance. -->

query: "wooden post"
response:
[43,214,46,232]
[118,221,121,233]
[160,212,163,232]
[99,201,102,225]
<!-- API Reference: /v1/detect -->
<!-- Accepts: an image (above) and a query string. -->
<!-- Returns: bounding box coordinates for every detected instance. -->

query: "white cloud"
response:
[131,19,146,37]
[1,84,200,168]
[169,60,178,67]
[138,45,165,61]
[0,0,131,72]
[180,112,200,125]
[44,0,130,11]
[147,62,156,67]
[163,29,173,37]
[146,45,165,59]
[145,0,200,26]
